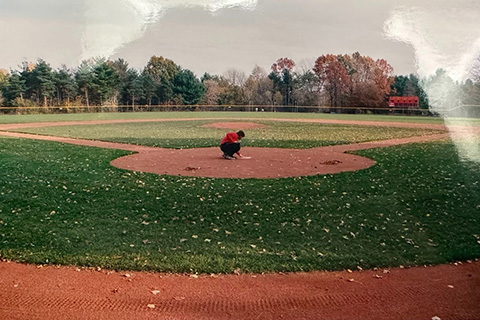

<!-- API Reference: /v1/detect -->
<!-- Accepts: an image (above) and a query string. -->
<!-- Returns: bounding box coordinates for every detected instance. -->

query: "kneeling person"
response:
[220,130,245,160]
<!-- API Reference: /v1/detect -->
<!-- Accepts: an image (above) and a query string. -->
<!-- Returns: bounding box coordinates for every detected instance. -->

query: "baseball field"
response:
[0,112,479,273]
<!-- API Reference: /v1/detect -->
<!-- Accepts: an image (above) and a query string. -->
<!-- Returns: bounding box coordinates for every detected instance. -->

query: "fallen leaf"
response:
[151,290,161,295]
[147,304,156,309]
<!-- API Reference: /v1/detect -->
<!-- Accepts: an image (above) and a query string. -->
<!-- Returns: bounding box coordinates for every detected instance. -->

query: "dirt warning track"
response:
[0,260,479,320]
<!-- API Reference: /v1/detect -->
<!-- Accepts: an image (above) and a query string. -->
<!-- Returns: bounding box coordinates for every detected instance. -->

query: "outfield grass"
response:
[0,111,454,125]
[14,120,442,149]
[1,135,479,273]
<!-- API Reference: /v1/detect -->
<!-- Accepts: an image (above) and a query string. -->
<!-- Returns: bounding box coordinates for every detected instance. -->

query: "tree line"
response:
[0,53,479,109]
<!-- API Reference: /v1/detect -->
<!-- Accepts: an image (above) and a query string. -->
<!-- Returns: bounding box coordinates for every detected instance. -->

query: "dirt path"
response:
[1,260,479,320]
[1,117,478,319]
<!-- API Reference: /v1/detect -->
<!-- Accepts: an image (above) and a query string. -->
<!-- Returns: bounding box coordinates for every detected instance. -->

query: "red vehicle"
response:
[388,96,419,108]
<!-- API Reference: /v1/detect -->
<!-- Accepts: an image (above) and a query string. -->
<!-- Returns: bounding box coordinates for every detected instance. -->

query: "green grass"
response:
[13,120,441,149]
[0,111,455,125]
[1,136,479,273]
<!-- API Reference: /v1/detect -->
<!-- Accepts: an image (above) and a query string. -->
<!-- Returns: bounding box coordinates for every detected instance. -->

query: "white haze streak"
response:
[384,1,480,162]
[81,0,257,61]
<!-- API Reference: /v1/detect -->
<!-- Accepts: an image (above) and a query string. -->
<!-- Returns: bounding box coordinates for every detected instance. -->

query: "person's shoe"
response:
[223,155,236,160]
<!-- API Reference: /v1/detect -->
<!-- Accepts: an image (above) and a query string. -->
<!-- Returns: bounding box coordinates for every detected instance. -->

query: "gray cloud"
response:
[0,0,415,75]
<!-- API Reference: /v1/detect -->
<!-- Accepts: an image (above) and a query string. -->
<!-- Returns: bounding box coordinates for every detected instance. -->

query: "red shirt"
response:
[220,132,240,145]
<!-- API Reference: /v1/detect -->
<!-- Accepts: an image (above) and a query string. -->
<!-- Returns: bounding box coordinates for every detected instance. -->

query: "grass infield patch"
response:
[0,136,479,273]
[13,120,441,149]
[0,111,453,125]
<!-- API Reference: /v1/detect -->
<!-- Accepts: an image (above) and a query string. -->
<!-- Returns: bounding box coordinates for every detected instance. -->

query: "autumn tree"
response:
[217,81,246,105]
[223,69,246,87]
[0,69,9,106]
[0,69,8,88]
[202,79,222,105]
[244,65,274,105]
[314,54,350,108]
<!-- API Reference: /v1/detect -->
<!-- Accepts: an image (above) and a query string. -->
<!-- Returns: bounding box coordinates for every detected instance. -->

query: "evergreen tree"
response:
[91,60,120,105]
[30,60,56,106]
[54,66,77,106]
[409,74,429,109]
[75,61,94,106]
[144,56,180,104]
[2,73,26,106]
[122,69,144,106]
[172,69,205,105]
[140,71,156,106]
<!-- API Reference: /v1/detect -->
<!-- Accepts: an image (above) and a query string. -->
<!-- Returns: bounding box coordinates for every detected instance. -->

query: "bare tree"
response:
[223,68,246,87]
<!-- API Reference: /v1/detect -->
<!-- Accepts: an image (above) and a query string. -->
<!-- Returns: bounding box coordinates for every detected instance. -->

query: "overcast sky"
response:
[0,0,436,76]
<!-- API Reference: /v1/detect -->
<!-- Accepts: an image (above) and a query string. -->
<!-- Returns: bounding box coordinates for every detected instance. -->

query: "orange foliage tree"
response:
[313,54,351,107]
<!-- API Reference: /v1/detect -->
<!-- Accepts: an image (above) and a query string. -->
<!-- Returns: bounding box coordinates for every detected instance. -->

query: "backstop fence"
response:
[1,104,479,117]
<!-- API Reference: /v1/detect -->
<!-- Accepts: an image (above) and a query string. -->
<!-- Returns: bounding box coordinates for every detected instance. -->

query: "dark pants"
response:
[220,143,240,157]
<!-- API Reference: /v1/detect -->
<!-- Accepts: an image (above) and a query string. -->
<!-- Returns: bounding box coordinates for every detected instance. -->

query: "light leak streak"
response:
[384,0,480,162]
[81,0,257,61]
